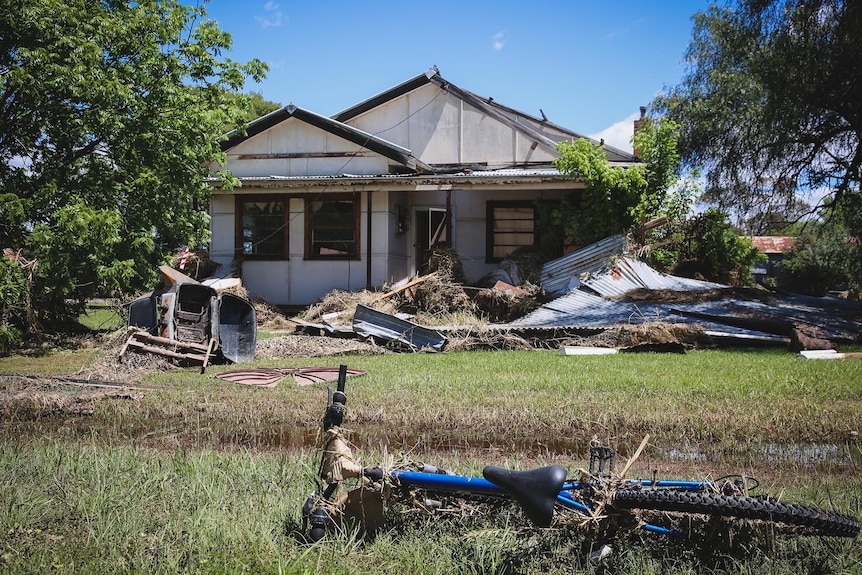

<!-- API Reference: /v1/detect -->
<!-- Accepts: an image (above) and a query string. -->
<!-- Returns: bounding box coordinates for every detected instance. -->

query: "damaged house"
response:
[207,67,862,351]
[207,66,638,307]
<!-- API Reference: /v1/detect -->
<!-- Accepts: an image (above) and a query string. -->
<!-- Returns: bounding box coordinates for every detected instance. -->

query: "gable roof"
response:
[221,104,433,173]
[334,66,638,163]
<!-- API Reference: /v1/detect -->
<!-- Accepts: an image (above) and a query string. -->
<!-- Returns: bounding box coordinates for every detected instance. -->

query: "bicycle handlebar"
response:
[322,364,349,430]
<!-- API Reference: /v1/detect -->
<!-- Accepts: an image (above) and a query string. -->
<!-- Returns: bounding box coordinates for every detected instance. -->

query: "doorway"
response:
[415,208,447,274]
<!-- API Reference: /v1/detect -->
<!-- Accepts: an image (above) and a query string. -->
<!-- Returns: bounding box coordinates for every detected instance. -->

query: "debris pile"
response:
[123,265,256,371]
[288,235,862,354]
[170,247,221,281]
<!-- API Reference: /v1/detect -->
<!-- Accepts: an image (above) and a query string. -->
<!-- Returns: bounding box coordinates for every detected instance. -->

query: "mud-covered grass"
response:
[1,344,861,573]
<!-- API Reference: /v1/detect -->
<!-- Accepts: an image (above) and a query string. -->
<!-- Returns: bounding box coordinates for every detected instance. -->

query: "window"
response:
[305,193,360,259]
[486,201,535,262]
[236,196,288,259]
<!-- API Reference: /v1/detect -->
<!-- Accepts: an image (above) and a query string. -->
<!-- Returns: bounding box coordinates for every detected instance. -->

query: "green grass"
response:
[1,441,859,575]
[1,344,861,573]
[77,305,126,332]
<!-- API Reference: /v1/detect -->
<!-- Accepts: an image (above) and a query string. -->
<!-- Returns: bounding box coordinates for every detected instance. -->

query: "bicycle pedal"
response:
[589,445,616,478]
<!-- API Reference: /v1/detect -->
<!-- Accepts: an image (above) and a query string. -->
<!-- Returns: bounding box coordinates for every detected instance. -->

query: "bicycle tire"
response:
[612,489,860,538]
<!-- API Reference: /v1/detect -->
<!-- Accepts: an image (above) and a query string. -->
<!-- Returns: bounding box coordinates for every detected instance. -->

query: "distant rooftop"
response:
[750,236,795,253]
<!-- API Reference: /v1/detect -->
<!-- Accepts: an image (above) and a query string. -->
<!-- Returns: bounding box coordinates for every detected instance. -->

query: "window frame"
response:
[485,200,536,263]
[235,194,290,260]
[304,192,361,260]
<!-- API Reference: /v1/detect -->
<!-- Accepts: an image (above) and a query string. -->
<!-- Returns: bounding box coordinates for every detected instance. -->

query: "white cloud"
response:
[588,112,639,154]
[492,31,505,51]
[255,1,284,28]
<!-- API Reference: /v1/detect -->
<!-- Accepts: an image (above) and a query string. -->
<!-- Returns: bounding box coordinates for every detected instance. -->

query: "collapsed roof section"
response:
[509,236,862,346]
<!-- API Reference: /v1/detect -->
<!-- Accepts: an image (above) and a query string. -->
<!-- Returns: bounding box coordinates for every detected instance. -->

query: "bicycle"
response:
[301,365,861,545]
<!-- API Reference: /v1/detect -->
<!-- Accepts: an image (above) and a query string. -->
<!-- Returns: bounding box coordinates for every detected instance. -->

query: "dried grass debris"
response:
[300,290,399,325]
[412,275,476,318]
[425,245,467,284]
[170,248,220,280]
[473,283,543,323]
[0,374,145,417]
[255,335,387,358]
[559,323,710,350]
[252,297,293,330]
[443,327,534,352]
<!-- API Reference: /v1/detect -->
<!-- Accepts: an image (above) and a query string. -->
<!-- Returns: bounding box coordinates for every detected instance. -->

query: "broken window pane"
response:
[239,199,287,258]
[306,195,359,259]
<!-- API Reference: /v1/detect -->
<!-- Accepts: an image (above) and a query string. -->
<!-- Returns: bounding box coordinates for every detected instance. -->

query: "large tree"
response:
[654,0,862,229]
[0,0,266,331]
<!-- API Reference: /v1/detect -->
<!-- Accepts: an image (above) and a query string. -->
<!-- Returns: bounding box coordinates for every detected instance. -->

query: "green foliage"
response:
[546,119,693,257]
[0,257,26,350]
[219,91,282,135]
[27,201,136,323]
[779,201,861,296]
[654,0,862,237]
[241,91,282,124]
[552,139,646,246]
[0,0,267,334]
[671,208,764,285]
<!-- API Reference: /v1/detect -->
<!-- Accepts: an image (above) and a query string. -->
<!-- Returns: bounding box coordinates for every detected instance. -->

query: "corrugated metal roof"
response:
[540,234,628,297]
[504,290,791,342]
[506,280,861,344]
[582,257,725,297]
[208,168,574,189]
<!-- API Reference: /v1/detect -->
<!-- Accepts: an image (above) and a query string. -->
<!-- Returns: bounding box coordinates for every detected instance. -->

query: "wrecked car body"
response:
[122,266,256,370]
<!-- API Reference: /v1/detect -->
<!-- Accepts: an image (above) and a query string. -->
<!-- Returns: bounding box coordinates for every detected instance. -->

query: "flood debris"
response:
[0,374,145,417]
[121,265,256,372]
[352,304,446,352]
[288,234,862,353]
[799,350,862,360]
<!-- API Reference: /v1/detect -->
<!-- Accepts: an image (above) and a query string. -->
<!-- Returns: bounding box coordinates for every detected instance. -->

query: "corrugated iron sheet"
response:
[353,304,446,351]
[540,234,628,296]
[506,282,860,344]
[582,257,725,297]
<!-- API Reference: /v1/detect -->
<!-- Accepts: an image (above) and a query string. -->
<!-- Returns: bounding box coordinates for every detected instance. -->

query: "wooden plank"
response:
[129,332,211,351]
[375,272,437,301]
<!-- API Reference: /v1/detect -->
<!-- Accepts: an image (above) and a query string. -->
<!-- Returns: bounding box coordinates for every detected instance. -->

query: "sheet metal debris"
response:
[540,234,628,296]
[581,256,724,297]
[353,304,447,351]
[514,242,862,347]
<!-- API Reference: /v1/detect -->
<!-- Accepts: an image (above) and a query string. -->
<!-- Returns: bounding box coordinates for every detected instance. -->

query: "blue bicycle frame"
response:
[391,470,710,536]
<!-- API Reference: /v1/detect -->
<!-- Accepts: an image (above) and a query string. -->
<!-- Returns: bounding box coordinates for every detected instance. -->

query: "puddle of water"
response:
[211,425,862,468]
[664,443,859,465]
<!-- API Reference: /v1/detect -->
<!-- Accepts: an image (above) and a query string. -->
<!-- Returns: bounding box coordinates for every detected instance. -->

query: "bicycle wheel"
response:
[612,489,860,537]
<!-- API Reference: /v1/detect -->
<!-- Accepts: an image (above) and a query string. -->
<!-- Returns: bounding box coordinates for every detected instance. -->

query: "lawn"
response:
[1,342,860,574]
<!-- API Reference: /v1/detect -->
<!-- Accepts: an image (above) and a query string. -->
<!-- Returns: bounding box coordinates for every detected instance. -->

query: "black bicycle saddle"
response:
[482,465,567,528]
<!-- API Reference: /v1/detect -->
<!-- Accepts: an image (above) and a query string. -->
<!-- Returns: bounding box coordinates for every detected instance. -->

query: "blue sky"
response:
[204,1,714,153]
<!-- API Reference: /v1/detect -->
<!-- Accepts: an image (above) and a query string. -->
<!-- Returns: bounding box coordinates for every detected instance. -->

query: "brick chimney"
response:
[632,106,647,159]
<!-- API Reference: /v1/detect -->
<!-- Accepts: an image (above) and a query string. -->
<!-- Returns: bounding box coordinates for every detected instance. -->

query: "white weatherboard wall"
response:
[207,70,620,307]
[210,189,404,306]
